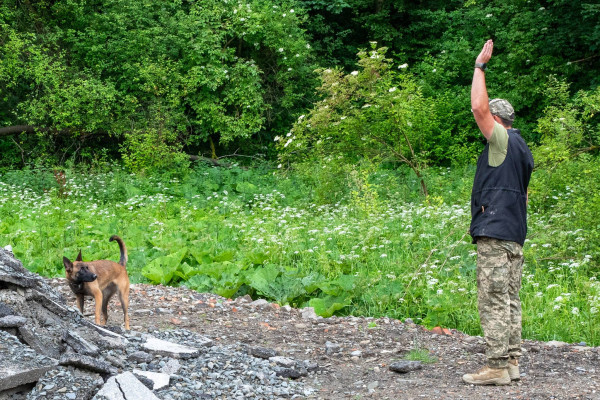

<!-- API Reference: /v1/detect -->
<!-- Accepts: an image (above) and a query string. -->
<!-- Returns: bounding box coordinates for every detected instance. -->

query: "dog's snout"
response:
[92,274,97,279]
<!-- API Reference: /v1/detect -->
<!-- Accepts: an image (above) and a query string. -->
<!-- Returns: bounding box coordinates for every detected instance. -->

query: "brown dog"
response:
[63,235,130,330]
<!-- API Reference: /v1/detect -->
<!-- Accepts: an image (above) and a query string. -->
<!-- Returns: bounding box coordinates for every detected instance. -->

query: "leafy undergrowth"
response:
[0,160,598,345]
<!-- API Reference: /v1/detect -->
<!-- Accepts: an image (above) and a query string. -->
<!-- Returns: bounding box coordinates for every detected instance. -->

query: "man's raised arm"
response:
[471,39,496,140]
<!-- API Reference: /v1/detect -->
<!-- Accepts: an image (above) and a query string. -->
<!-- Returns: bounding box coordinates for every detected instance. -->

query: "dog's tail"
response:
[109,235,128,267]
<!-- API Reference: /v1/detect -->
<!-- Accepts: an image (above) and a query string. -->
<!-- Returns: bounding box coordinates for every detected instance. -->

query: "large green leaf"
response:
[309,295,352,318]
[141,248,188,284]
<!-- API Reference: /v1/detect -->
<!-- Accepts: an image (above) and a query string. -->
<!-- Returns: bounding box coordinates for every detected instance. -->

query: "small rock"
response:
[250,347,280,359]
[367,381,379,392]
[128,351,154,364]
[546,340,568,348]
[389,361,423,374]
[269,356,296,368]
[325,341,341,354]
[301,307,318,320]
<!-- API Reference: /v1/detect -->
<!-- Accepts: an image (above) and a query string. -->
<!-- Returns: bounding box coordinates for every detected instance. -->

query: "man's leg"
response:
[507,241,524,380]
[463,237,511,385]
[477,237,511,368]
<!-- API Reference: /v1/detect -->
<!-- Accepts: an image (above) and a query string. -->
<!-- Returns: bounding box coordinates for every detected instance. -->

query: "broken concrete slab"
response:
[141,335,205,359]
[132,369,170,390]
[0,315,27,328]
[59,353,117,376]
[0,330,57,392]
[62,330,101,356]
[92,372,160,400]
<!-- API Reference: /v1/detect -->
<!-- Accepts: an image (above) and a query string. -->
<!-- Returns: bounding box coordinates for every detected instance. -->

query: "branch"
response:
[188,155,231,167]
[571,145,599,157]
[568,54,600,64]
[0,125,39,136]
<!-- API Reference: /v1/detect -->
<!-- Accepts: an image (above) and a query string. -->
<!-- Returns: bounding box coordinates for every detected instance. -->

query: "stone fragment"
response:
[274,367,308,379]
[0,315,27,327]
[250,299,269,308]
[93,372,160,400]
[269,356,296,368]
[62,330,100,356]
[59,353,117,375]
[302,360,319,372]
[142,336,206,359]
[160,358,181,375]
[325,341,341,354]
[249,346,280,359]
[0,302,15,317]
[128,350,154,364]
[132,369,171,390]
[546,340,568,348]
[389,361,423,374]
[235,295,253,303]
[301,307,318,320]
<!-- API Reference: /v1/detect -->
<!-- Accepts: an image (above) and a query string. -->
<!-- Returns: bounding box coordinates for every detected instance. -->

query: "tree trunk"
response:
[208,135,217,159]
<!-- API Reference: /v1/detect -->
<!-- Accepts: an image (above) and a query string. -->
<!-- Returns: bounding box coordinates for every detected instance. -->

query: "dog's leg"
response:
[101,295,110,325]
[118,285,130,330]
[92,290,104,325]
[76,294,85,314]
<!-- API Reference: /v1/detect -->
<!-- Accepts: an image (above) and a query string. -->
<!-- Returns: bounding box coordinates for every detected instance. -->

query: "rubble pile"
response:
[0,248,315,399]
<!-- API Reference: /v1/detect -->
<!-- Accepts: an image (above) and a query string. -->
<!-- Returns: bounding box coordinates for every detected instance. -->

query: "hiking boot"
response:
[462,366,511,385]
[508,359,520,381]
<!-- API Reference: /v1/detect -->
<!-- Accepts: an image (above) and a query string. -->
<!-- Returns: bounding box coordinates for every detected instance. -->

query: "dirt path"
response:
[49,278,600,400]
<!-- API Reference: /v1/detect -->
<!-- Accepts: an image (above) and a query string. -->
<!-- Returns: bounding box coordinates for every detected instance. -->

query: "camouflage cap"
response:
[489,98,515,123]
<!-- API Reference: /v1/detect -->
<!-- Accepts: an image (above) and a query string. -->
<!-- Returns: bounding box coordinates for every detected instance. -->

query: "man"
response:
[462,39,534,386]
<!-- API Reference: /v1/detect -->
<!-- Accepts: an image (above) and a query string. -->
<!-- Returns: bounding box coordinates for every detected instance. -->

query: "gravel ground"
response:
[48,278,600,400]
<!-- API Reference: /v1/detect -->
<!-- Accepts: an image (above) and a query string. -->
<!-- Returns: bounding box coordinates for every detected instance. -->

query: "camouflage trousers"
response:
[476,237,524,369]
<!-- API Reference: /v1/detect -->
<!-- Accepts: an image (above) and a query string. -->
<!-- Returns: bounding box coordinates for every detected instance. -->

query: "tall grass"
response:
[0,159,598,345]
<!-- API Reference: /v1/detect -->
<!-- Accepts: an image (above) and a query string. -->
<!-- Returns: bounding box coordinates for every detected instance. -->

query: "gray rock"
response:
[274,367,308,379]
[269,356,296,368]
[250,299,269,308]
[301,307,318,320]
[546,340,568,347]
[59,353,117,375]
[160,358,181,375]
[93,372,160,400]
[62,330,100,356]
[389,361,423,373]
[128,350,154,364]
[325,341,341,354]
[0,315,27,327]
[132,369,171,390]
[0,302,15,317]
[250,346,280,359]
[142,336,205,359]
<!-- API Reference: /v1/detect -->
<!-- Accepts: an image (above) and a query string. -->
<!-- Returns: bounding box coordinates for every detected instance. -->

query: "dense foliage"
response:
[1,0,598,169]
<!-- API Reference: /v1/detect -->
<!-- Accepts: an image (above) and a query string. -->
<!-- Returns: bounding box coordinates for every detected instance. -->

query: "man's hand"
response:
[476,39,494,64]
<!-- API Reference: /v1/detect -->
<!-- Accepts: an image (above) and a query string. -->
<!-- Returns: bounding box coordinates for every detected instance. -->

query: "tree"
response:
[278,45,442,197]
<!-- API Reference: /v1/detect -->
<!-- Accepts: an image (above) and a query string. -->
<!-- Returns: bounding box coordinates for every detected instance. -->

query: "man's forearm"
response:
[471,68,489,115]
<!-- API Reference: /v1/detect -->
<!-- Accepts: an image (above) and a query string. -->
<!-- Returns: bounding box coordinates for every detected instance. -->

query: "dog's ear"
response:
[76,250,82,262]
[63,256,73,272]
